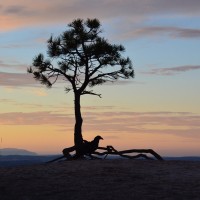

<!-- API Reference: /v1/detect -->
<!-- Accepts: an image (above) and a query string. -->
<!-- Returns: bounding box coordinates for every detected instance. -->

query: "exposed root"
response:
[46,145,164,163]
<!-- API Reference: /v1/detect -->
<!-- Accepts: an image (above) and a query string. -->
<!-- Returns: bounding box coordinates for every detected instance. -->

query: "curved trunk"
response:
[74,92,83,151]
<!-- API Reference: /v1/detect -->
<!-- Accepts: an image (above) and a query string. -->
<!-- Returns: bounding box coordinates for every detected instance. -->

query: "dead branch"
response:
[46,145,164,163]
[96,146,163,161]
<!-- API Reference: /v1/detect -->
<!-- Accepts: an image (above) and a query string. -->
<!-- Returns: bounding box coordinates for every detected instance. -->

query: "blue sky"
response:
[0,0,200,155]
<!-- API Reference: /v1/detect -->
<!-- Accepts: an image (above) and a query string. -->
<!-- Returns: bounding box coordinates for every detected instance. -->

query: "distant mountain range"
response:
[0,148,37,156]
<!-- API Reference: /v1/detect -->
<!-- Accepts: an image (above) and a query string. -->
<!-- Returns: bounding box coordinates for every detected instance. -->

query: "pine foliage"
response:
[28,18,134,96]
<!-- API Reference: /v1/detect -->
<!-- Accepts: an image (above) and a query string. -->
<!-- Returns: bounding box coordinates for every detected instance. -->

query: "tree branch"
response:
[81,90,102,98]
[89,70,120,82]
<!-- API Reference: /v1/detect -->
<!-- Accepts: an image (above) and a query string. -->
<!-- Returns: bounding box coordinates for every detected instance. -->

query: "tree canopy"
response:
[28,18,134,97]
[28,18,134,152]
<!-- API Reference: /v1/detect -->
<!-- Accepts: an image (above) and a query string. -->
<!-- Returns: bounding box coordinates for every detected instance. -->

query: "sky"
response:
[0,0,200,156]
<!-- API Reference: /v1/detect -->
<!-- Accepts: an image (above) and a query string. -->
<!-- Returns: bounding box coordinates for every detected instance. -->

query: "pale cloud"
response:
[1,110,199,139]
[82,111,200,139]
[0,72,38,87]
[0,71,70,88]
[122,27,200,40]
[1,0,200,31]
[143,65,200,76]
[83,111,200,127]
[0,98,62,109]
[3,5,27,15]
[0,111,74,126]
[0,61,134,87]
[0,59,28,71]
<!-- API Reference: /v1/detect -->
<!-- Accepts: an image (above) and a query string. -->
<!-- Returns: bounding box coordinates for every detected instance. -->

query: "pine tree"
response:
[28,18,134,154]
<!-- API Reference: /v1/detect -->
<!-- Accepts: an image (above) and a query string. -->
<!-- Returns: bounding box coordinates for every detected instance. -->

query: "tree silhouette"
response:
[28,18,134,156]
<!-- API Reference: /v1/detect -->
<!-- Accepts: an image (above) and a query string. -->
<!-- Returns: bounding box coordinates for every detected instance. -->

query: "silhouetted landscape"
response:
[0,155,58,167]
[0,159,200,200]
[0,147,199,200]
[1,1,200,199]
[1,153,200,167]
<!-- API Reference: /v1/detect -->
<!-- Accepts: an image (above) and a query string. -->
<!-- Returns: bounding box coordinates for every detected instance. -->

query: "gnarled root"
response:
[46,145,163,163]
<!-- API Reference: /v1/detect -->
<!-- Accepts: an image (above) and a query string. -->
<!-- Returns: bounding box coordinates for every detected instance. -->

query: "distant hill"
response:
[0,148,37,156]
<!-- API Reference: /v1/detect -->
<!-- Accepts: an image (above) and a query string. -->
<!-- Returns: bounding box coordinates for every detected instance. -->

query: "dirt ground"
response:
[0,159,200,200]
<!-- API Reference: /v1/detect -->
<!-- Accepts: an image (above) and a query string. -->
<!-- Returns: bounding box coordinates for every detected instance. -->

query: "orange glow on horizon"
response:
[1,124,199,156]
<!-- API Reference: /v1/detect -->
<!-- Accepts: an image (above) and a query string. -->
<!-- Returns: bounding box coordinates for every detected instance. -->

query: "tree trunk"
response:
[74,92,83,153]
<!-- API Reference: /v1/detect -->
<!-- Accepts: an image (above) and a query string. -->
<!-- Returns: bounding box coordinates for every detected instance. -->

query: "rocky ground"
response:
[0,159,200,200]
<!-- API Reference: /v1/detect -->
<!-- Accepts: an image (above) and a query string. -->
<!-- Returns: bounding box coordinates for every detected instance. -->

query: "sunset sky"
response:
[0,0,200,156]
